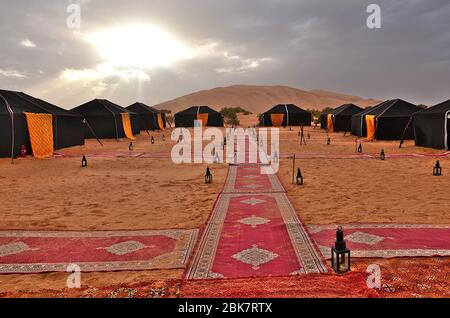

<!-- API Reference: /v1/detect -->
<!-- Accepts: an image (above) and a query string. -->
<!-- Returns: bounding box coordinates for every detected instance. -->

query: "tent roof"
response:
[332,103,364,116]
[126,102,161,114]
[265,104,310,114]
[365,99,421,117]
[175,106,220,115]
[415,100,450,115]
[0,89,78,116]
[71,99,136,115]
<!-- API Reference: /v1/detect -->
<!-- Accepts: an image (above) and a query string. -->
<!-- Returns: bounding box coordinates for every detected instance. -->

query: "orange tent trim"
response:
[197,113,209,126]
[24,112,54,159]
[121,113,136,140]
[270,114,285,127]
[366,115,376,141]
[157,113,165,130]
[327,114,334,133]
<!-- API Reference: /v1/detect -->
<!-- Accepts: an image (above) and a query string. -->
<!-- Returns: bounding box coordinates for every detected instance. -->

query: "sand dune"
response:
[153,85,380,114]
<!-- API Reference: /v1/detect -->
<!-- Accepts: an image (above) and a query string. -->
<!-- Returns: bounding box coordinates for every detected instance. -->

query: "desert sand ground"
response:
[0,114,448,297]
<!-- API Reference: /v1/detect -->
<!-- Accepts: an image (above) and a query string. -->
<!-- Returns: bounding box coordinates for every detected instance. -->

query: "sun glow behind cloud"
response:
[86,24,194,69]
[61,24,195,85]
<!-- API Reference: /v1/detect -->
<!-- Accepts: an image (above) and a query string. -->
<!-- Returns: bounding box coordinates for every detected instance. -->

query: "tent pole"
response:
[84,118,103,146]
[292,154,295,185]
[399,115,414,148]
[444,111,450,150]
[0,93,14,163]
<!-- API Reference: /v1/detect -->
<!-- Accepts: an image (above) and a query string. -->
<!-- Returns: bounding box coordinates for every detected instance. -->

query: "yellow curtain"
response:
[121,113,136,140]
[366,115,376,141]
[327,114,334,133]
[157,113,165,130]
[197,113,209,126]
[270,113,285,127]
[24,113,54,159]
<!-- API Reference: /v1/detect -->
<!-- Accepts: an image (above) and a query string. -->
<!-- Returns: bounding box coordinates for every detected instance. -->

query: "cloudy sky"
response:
[0,0,449,109]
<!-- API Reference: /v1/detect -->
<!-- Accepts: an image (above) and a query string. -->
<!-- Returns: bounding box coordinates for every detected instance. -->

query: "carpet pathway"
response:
[186,164,326,279]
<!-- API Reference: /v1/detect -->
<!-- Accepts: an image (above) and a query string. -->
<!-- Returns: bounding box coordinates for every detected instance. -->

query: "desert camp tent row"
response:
[259,104,311,127]
[126,102,166,131]
[71,99,141,140]
[350,99,422,140]
[321,99,450,149]
[0,89,85,159]
[174,106,224,127]
[323,103,363,133]
[413,100,450,150]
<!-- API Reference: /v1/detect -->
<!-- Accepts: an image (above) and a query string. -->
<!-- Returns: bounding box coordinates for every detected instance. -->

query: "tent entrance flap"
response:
[366,115,376,141]
[327,114,334,133]
[121,113,135,140]
[270,114,284,127]
[197,113,209,126]
[24,112,54,158]
[157,113,165,130]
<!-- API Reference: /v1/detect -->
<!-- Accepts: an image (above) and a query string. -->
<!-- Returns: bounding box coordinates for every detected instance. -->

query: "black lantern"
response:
[81,155,88,167]
[129,142,133,151]
[331,226,351,274]
[327,137,331,145]
[358,143,363,153]
[296,168,303,185]
[433,160,442,176]
[205,167,213,184]
[380,149,386,160]
[151,136,155,144]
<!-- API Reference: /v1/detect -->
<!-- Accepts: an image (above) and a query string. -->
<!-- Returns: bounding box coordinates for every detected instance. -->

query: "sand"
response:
[0,122,448,297]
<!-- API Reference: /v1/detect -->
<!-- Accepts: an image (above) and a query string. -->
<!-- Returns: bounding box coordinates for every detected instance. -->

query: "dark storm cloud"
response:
[0,0,448,108]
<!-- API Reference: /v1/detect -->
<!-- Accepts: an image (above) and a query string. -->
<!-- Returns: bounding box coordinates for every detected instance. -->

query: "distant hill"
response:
[153,85,380,114]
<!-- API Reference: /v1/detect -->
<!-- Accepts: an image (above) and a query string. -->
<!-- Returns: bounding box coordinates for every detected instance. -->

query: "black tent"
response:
[71,99,140,139]
[0,89,84,158]
[126,102,166,131]
[320,109,334,130]
[331,104,364,132]
[413,100,450,150]
[175,106,224,127]
[259,104,311,127]
[351,99,421,140]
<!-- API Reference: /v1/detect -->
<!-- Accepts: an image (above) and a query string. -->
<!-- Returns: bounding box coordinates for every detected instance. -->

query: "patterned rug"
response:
[186,164,326,279]
[181,272,379,298]
[352,257,450,298]
[0,279,181,298]
[0,229,198,274]
[223,165,285,193]
[308,224,450,259]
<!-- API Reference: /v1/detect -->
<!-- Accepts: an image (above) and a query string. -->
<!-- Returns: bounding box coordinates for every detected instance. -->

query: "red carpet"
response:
[181,273,379,298]
[223,165,285,193]
[0,229,197,273]
[186,164,326,279]
[308,224,450,258]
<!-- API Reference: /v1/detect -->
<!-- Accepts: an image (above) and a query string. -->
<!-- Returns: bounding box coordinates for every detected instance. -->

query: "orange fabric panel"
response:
[327,114,334,133]
[366,115,376,141]
[197,113,209,126]
[270,114,285,127]
[121,113,135,140]
[24,113,54,159]
[157,113,165,130]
